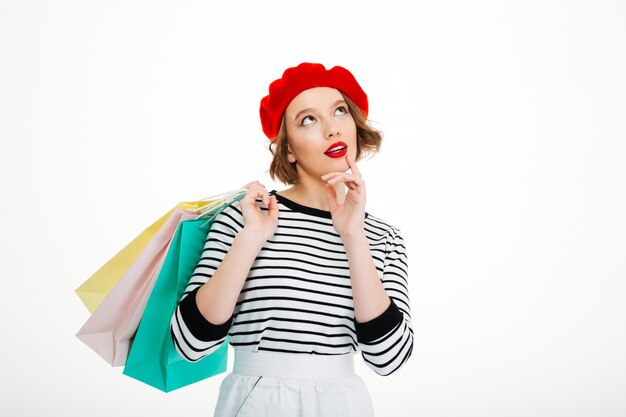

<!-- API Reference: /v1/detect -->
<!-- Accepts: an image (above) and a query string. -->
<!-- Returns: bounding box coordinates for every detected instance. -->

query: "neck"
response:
[280,176,345,211]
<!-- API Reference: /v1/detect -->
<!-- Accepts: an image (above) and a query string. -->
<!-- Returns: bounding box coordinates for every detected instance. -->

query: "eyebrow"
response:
[293,99,347,122]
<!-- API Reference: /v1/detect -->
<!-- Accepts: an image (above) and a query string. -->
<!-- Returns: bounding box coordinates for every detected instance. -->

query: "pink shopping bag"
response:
[76,209,199,366]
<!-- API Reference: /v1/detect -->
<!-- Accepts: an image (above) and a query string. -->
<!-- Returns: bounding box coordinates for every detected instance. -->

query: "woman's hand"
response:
[240,181,279,243]
[321,153,367,238]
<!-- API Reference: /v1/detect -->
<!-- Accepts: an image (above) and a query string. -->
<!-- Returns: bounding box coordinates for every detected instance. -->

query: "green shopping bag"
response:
[122,194,244,392]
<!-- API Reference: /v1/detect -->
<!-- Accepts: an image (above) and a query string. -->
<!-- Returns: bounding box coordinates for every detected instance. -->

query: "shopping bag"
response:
[75,201,213,313]
[122,192,245,392]
[75,208,199,366]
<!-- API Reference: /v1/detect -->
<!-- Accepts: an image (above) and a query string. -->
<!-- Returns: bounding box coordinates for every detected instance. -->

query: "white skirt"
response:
[213,349,375,417]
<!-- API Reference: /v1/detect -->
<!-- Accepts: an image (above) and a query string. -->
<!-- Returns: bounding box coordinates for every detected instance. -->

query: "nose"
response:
[325,122,340,139]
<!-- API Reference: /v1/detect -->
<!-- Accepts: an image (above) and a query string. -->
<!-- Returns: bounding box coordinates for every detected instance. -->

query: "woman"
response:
[170,62,413,416]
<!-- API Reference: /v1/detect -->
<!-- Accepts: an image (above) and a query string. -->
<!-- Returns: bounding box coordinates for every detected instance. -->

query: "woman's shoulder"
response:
[364,211,403,238]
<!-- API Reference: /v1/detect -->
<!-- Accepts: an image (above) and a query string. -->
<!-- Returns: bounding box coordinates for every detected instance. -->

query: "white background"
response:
[1,0,625,416]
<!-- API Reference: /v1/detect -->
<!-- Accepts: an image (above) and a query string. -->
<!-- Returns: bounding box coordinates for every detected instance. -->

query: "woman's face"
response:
[284,87,358,183]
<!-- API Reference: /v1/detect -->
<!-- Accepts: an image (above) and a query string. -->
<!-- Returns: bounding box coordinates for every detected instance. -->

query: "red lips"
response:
[324,141,347,158]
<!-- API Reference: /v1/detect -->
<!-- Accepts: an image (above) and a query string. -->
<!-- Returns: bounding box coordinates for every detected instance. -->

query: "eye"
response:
[335,106,348,115]
[301,115,315,126]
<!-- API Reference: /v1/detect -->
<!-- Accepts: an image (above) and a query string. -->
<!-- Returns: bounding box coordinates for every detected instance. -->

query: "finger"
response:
[321,168,353,180]
[344,181,363,193]
[321,171,349,182]
[267,195,279,218]
[246,188,268,206]
[325,174,346,185]
[327,174,363,185]
[243,180,267,191]
[345,153,361,177]
[323,168,360,182]
[248,184,268,193]
[325,184,338,211]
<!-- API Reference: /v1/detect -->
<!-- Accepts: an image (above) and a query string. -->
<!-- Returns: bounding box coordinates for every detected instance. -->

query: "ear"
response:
[286,143,297,164]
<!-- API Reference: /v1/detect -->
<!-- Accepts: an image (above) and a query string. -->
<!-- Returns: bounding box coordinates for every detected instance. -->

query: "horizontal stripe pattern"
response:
[170,191,413,375]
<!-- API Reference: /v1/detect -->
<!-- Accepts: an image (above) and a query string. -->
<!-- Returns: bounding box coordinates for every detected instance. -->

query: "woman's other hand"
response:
[240,181,279,242]
[321,154,367,238]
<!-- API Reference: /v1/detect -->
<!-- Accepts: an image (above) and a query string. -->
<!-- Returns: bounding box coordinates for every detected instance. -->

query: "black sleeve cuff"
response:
[178,287,233,342]
[355,299,403,344]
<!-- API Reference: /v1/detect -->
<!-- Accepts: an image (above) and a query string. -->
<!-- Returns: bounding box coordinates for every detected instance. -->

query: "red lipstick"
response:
[324,141,347,158]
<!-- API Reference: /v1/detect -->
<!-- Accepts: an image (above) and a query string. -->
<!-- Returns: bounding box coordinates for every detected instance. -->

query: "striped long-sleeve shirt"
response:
[170,190,413,376]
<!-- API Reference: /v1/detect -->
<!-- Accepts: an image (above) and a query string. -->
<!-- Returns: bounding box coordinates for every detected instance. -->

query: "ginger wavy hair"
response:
[266,93,383,185]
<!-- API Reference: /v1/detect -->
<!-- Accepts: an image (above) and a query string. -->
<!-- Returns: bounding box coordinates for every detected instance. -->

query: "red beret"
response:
[259,62,369,140]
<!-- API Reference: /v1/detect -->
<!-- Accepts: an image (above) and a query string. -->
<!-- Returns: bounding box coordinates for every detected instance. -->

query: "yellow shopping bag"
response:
[75,188,246,313]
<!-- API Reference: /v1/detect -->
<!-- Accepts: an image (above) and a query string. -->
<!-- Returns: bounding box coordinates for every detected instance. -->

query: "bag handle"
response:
[192,188,248,217]
[195,189,246,217]
[195,191,247,230]
[197,187,248,203]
